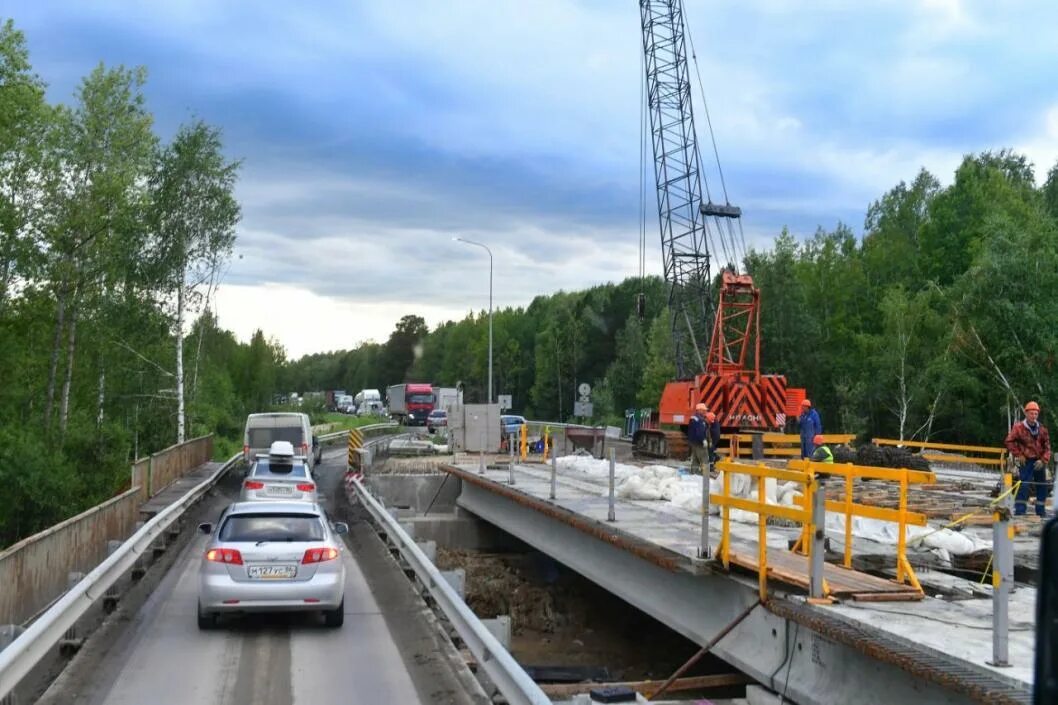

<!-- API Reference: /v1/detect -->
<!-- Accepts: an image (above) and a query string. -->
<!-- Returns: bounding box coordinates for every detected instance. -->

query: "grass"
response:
[315,413,391,433]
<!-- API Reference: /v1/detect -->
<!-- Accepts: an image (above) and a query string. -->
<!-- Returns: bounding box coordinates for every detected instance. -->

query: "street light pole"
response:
[454,237,493,404]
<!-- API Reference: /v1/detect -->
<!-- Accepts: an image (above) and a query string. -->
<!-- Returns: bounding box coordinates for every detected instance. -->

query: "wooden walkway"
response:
[728,546,923,601]
[139,461,225,519]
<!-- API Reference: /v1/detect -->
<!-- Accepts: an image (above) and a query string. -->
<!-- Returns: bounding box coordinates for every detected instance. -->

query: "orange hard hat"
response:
[801,399,811,408]
[705,412,716,423]
[1026,401,1041,412]
[695,403,708,413]
[813,434,824,446]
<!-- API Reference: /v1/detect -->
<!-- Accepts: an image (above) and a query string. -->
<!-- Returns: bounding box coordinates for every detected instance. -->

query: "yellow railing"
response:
[713,459,817,601]
[788,459,935,593]
[724,433,856,459]
[873,438,1006,469]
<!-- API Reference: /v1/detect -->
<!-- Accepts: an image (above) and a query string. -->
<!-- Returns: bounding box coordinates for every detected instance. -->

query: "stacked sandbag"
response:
[826,443,931,471]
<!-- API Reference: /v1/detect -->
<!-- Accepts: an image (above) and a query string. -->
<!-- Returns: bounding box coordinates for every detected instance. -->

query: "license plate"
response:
[267,485,293,495]
[248,565,296,580]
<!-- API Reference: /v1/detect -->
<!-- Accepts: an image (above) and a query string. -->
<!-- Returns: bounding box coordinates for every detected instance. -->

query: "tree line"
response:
[288,150,1058,449]
[0,20,261,545]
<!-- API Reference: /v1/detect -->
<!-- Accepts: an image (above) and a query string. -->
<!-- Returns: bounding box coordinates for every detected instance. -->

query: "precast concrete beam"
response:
[455,481,1014,705]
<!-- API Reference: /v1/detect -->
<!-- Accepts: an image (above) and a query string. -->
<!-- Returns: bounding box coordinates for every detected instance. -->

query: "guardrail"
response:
[317,422,399,444]
[789,459,935,592]
[0,453,241,700]
[873,438,1006,469]
[349,474,550,705]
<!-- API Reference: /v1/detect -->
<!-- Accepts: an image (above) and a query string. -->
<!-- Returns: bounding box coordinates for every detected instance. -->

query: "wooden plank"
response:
[848,592,924,602]
[537,673,752,698]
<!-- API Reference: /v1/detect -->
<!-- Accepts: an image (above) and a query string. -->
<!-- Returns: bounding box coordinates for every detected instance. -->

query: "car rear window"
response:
[248,427,304,447]
[219,514,324,542]
[251,460,308,478]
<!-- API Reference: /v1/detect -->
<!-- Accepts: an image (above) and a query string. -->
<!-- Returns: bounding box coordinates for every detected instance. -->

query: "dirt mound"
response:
[437,549,561,634]
[830,443,930,471]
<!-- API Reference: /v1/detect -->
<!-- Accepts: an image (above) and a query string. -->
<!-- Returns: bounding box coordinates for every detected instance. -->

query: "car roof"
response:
[226,500,322,516]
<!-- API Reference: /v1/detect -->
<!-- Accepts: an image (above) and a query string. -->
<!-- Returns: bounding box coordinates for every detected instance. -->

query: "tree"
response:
[151,120,240,442]
[637,311,675,409]
[380,314,429,384]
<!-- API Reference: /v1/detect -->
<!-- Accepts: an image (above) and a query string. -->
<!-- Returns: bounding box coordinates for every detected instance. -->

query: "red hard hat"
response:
[1026,401,1041,412]
[801,399,811,408]
[813,434,824,446]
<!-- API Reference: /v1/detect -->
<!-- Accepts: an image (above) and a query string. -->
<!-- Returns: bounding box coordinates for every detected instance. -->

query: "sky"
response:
[10,1,1058,358]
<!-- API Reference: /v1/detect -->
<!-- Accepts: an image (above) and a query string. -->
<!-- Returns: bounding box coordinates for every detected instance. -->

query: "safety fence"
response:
[873,438,1006,470]
[712,458,934,601]
[724,433,855,459]
[789,459,935,591]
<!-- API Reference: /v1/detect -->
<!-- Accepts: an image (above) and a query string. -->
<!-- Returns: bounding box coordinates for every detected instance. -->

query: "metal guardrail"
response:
[349,475,550,705]
[0,453,241,700]
[317,422,399,444]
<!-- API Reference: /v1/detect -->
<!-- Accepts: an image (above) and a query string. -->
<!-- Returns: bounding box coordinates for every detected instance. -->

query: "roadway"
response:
[35,444,483,705]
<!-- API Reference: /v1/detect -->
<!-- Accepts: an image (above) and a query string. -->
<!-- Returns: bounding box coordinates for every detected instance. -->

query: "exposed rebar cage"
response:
[639,0,713,378]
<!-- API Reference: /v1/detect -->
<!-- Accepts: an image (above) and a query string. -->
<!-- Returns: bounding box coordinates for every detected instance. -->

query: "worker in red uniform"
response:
[1005,401,1052,517]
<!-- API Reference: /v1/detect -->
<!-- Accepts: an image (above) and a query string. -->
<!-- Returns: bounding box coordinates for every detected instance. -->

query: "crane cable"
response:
[681,0,749,270]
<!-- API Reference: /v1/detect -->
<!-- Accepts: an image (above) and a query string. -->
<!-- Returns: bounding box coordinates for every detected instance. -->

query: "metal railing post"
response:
[508,435,515,485]
[550,453,557,500]
[607,448,616,522]
[810,476,827,599]
[990,472,1013,667]
[757,469,768,601]
[698,471,710,559]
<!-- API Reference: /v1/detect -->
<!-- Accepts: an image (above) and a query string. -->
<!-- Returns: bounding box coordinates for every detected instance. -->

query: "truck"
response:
[324,390,347,411]
[387,383,434,426]
[354,389,384,416]
[432,386,463,413]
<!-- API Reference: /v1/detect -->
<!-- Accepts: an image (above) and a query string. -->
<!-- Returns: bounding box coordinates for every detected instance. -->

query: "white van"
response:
[243,412,321,468]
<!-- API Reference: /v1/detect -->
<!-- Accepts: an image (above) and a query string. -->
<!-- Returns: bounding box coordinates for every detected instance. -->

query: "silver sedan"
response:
[240,457,318,502]
[197,501,347,628]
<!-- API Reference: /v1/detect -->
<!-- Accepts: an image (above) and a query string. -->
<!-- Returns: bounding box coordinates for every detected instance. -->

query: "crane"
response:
[633,0,796,459]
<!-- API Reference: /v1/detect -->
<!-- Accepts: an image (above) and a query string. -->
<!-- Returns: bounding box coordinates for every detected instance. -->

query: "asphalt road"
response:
[36,444,480,705]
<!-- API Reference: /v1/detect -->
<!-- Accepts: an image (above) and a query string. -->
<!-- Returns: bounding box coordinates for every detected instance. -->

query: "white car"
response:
[197,501,347,628]
[241,441,317,502]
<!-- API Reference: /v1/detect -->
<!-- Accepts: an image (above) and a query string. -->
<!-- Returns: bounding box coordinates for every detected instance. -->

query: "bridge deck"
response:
[442,459,1035,698]
[138,461,226,519]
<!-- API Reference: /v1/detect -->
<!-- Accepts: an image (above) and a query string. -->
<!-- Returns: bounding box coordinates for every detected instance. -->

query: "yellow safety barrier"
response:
[520,423,528,461]
[347,428,365,469]
[725,433,856,459]
[713,459,817,601]
[873,438,1006,468]
[788,459,935,593]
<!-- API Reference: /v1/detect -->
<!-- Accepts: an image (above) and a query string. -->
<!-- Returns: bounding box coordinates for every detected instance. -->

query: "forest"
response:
[5,15,1058,547]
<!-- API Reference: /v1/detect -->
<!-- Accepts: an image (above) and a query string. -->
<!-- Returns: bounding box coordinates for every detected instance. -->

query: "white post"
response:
[699,473,710,558]
[810,476,826,599]
[990,486,1013,666]
[550,453,557,500]
[608,448,616,522]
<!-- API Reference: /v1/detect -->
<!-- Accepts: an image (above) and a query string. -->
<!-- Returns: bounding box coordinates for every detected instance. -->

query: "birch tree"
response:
[152,120,239,442]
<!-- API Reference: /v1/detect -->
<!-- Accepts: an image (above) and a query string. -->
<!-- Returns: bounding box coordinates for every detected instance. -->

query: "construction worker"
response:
[810,434,834,463]
[687,403,709,473]
[1005,401,1052,517]
[799,399,822,459]
[705,411,722,466]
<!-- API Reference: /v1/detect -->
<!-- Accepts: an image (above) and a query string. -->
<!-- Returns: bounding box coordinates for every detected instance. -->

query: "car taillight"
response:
[296,483,315,492]
[300,442,309,455]
[206,548,244,565]
[302,547,339,564]
[244,480,265,490]
[243,445,249,456]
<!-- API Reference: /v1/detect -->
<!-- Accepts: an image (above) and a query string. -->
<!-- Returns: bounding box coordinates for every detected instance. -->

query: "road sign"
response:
[574,401,593,417]
[498,394,512,411]
[578,382,591,397]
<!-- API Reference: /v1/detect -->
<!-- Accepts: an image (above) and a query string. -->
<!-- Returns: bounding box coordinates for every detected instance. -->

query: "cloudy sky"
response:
[11,1,1058,357]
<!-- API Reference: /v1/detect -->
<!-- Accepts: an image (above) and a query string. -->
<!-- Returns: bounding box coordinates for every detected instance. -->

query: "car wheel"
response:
[197,601,216,630]
[324,598,345,628]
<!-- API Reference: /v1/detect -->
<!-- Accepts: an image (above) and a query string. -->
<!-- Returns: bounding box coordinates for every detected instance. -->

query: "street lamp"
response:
[453,237,493,404]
